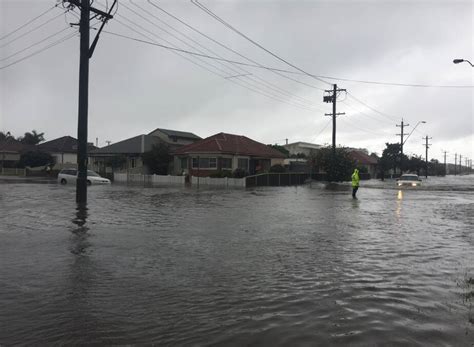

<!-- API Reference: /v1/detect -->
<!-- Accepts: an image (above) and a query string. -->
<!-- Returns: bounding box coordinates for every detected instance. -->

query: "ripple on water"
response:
[0,181,473,345]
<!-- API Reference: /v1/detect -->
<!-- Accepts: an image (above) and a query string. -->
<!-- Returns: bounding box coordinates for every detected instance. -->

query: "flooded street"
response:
[1,176,473,345]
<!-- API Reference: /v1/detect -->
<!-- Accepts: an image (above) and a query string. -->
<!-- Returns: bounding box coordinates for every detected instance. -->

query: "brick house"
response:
[173,132,286,177]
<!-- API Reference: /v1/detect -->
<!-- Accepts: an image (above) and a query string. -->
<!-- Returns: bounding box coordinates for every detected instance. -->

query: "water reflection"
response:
[395,190,403,219]
[67,202,101,342]
[72,203,88,228]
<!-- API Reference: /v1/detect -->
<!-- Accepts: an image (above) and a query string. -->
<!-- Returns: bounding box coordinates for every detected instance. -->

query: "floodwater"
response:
[0,176,473,345]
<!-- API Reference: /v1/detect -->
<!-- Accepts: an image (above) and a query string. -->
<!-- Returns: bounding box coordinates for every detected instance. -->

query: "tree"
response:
[18,130,45,145]
[314,147,355,182]
[141,143,172,175]
[268,144,289,157]
[406,155,424,176]
[380,143,408,175]
[0,131,13,141]
[19,151,54,168]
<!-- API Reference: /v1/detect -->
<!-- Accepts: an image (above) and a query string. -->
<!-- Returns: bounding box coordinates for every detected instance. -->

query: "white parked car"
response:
[397,174,422,187]
[58,169,111,185]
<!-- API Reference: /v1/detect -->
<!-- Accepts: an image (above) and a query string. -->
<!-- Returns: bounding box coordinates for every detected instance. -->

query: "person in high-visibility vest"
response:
[351,168,360,199]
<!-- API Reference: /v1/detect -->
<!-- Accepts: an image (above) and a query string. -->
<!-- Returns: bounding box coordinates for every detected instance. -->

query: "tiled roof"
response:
[148,128,201,139]
[348,150,378,165]
[37,136,96,153]
[0,138,34,153]
[173,133,286,158]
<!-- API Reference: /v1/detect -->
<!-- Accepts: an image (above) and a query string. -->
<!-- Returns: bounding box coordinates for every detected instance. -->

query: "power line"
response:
[147,0,326,92]
[346,92,398,122]
[106,19,319,112]
[152,2,472,90]
[128,1,322,108]
[118,2,321,110]
[315,119,332,138]
[341,100,394,126]
[0,31,77,70]
[1,27,72,62]
[191,0,332,87]
[339,116,387,137]
[308,74,474,89]
[0,4,58,41]
[0,11,67,49]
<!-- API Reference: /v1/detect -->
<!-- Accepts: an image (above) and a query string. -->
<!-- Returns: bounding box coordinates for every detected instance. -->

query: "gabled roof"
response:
[90,134,161,155]
[0,138,33,153]
[348,150,378,165]
[174,133,286,158]
[37,136,96,153]
[148,128,201,140]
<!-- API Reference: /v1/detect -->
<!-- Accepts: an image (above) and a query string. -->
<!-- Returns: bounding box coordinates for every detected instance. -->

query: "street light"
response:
[403,121,426,145]
[453,58,474,67]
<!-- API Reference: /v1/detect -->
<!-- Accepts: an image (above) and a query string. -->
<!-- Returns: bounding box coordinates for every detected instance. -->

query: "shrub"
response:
[269,164,286,173]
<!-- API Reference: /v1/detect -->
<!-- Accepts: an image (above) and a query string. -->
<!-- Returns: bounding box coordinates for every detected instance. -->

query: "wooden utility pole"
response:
[396,119,409,175]
[422,135,432,178]
[323,84,345,180]
[63,0,115,204]
[442,150,448,175]
[454,153,457,175]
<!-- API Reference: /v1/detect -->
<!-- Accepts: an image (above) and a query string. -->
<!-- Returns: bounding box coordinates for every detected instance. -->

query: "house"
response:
[0,138,33,168]
[37,136,96,169]
[89,128,201,174]
[148,128,201,148]
[348,149,378,178]
[173,132,286,176]
[284,141,322,157]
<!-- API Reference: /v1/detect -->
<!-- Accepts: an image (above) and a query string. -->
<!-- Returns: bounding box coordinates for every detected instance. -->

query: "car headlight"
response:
[412,183,417,186]
[398,183,402,186]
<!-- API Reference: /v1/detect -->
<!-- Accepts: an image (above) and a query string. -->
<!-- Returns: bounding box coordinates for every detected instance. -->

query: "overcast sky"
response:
[1,0,473,162]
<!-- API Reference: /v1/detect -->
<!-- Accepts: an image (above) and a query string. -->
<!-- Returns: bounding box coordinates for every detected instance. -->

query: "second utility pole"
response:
[324,84,345,179]
[396,119,409,175]
[423,135,432,178]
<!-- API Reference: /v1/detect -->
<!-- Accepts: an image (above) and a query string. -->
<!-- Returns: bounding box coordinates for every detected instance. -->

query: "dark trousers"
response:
[352,186,359,198]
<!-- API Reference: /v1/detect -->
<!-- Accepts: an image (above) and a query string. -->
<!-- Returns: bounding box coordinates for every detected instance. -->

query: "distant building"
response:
[173,132,286,176]
[37,136,96,169]
[283,141,322,157]
[89,128,201,174]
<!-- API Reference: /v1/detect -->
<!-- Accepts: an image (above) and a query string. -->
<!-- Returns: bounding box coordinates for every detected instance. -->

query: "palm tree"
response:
[19,130,45,145]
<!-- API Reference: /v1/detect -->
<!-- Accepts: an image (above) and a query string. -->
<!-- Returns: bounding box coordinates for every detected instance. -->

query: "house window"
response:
[192,157,217,169]
[238,158,249,170]
[130,158,136,168]
[180,157,188,169]
[221,158,232,169]
[209,158,217,168]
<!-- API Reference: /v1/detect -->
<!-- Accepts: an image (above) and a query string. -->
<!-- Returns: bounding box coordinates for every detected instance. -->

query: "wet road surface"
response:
[0,176,473,345]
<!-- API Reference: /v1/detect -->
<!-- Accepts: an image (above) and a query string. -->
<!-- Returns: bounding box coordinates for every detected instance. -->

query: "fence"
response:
[0,168,26,176]
[114,173,185,185]
[245,172,310,187]
[190,176,246,188]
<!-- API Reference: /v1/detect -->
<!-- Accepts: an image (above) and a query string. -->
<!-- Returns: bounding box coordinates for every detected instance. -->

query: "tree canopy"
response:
[19,151,54,168]
[18,130,45,145]
[313,147,356,182]
[142,143,172,175]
